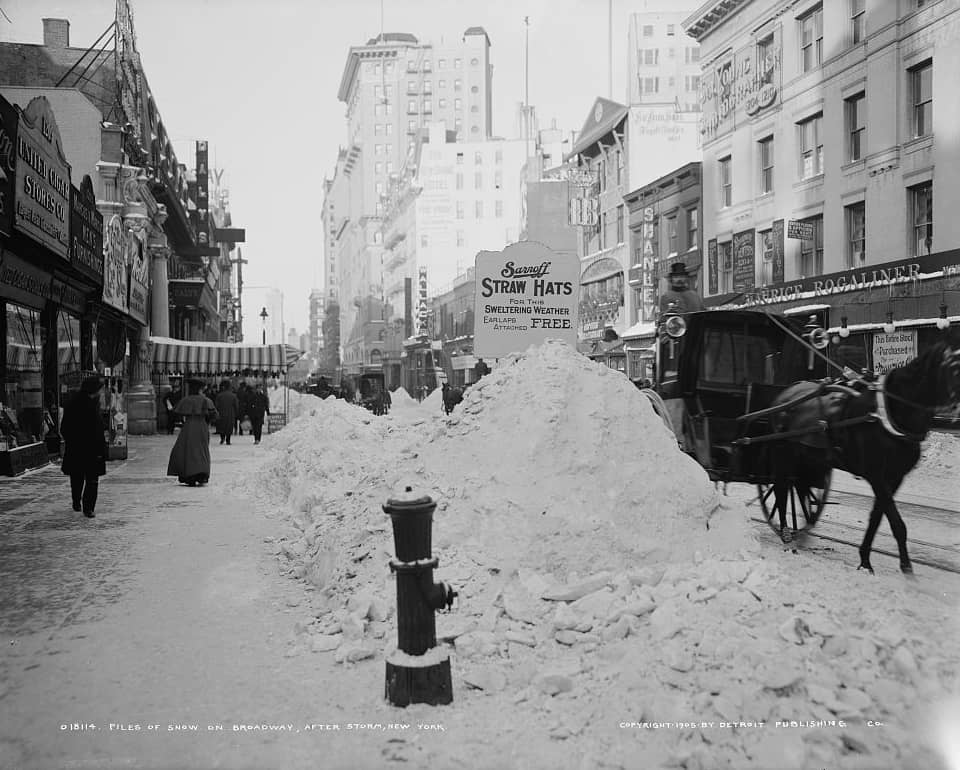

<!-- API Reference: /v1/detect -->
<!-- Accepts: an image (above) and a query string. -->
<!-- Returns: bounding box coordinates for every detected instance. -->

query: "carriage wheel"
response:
[757,471,832,543]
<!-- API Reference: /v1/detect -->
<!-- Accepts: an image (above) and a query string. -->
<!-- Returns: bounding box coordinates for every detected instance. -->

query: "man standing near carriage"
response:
[658,262,705,316]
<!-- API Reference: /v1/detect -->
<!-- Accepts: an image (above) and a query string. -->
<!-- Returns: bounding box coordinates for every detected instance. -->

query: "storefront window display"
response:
[2,303,45,451]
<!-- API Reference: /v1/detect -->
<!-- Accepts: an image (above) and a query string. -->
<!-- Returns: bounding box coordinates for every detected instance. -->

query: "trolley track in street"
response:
[747,487,960,575]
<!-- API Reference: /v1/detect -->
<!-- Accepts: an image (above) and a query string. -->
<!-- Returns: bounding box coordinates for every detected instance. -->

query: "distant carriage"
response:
[644,308,960,573]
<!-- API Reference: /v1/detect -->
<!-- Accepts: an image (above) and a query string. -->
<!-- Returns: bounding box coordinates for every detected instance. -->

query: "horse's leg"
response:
[884,497,912,574]
[858,489,889,574]
[772,443,792,542]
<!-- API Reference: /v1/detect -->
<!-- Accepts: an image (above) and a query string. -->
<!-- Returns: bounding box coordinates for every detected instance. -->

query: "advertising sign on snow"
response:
[474,241,580,358]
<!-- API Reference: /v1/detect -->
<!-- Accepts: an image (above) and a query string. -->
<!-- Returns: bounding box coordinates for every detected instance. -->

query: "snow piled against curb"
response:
[243,339,960,770]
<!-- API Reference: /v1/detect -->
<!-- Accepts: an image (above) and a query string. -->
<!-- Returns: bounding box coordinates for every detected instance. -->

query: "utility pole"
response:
[608,0,613,100]
[523,16,531,163]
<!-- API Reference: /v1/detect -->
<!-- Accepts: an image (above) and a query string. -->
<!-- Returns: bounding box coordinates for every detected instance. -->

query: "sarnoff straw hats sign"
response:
[474,241,580,358]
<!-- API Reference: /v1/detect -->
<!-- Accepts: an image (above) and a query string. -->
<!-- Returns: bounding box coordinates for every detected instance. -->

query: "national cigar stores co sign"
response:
[474,241,580,358]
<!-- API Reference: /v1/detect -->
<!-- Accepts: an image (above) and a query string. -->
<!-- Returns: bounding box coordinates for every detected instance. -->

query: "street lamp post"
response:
[260,306,269,345]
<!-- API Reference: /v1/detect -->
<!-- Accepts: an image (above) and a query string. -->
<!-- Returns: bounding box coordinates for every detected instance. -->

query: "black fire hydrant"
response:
[383,487,457,707]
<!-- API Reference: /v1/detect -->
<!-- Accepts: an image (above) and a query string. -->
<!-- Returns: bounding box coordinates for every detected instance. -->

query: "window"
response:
[494,170,502,188]
[456,201,464,219]
[407,120,417,132]
[375,143,384,155]
[438,58,446,69]
[759,229,774,285]
[386,161,393,173]
[798,113,823,178]
[719,155,732,207]
[375,124,383,136]
[759,136,774,194]
[456,230,465,246]
[470,105,479,113]
[438,79,446,89]
[421,234,429,248]
[666,213,678,254]
[375,182,384,195]
[910,182,933,256]
[439,98,447,109]
[851,0,865,44]
[799,215,823,276]
[643,24,654,37]
[495,149,503,164]
[471,85,479,93]
[846,92,865,162]
[374,85,383,99]
[687,208,699,249]
[408,100,417,113]
[719,241,733,293]
[475,200,483,219]
[495,200,503,218]
[475,172,482,189]
[846,202,865,266]
[799,5,823,73]
[616,150,624,185]
[456,152,463,164]
[617,205,625,244]
[424,80,432,94]
[454,79,462,92]
[455,98,462,110]
[375,103,385,117]
[375,161,383,174]
[471,57,479,66]
[456,173,463,190]
[685,47,700,64]
[667,24,675,36]
[471,125,480,134]
[685,75,701,93]
[643,49,659,65]
[454,58,462,68]
[641,77,660,94]
[475,151,483,165]
[911,60,932,138]
[423,100,432,113]
[386,123,393,135]
[757,34,775,85]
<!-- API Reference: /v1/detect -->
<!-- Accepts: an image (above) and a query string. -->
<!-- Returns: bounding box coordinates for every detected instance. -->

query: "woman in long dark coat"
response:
[213,380,240,445]
[167,378,218,486]
[60,376,108,518]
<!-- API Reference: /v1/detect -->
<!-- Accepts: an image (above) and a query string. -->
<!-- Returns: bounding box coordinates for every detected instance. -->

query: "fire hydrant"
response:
[383,487,457,707]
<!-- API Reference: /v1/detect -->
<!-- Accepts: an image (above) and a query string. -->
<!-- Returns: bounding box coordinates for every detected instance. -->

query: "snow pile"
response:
[387,386,418,411]
[919,430,960,477]
[244,341,959,770]
[267,386,326,422]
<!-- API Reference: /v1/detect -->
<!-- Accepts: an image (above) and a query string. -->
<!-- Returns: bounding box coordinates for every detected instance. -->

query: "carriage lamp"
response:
[883,312,896,334]
[664,315,687,338]
[838,316,850,339]
[936,303,950,331]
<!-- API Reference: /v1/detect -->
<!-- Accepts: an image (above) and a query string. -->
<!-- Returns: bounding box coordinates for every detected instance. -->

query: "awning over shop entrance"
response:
[149,336,302,376]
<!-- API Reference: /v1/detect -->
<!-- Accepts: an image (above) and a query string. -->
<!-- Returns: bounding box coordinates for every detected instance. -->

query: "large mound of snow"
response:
[242,340,960,770]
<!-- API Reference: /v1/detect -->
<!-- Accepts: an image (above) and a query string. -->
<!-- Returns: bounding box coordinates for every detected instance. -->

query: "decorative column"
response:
[147,230,173,433]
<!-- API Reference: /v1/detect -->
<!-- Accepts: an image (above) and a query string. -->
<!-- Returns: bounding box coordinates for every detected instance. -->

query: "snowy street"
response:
[2,344,960,769]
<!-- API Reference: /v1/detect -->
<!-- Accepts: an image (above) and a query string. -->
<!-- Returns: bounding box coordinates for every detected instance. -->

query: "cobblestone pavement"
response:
[0,434,392,770]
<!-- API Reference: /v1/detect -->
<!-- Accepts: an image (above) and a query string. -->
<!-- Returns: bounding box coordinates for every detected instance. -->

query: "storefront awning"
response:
[149,336,302,375]
[621,321,656,340]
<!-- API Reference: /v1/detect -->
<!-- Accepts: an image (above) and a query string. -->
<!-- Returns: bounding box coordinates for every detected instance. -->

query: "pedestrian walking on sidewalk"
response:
[167,378,218,486]
[214,380,239,445]
[246,382,270,444]
[60,376,107,518]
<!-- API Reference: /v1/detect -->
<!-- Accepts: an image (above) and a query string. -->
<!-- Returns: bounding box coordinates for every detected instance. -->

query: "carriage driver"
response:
[658,262,705,316]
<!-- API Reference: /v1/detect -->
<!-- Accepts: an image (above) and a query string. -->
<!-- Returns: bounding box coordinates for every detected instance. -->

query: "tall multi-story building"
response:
[308,288,325,359]
[684,0,958,376]
[326,28,494,372]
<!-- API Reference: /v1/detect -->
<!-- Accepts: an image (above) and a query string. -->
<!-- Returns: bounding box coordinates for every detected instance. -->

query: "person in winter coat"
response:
[167,378,218,486]
[213,380,240,445]
[236,382,251,436]
[246,382,270,444]
[60,376,108,518]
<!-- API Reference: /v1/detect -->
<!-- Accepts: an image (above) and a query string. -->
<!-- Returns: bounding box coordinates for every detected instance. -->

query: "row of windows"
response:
[453,171,504,190]
[370,56,480,77]
[712,182,932,292]
[406,98,472,113]
[716,59,931,204]
[636,75,701,94]
[455,149,504,165]
[796,2,929,75]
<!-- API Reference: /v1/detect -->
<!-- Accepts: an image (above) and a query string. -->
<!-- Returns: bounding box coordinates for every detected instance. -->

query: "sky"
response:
[0,0,681,340]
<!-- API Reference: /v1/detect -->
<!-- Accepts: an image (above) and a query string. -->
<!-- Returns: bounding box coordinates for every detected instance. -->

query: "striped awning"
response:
[6,343,83,373]
[149,336,303,376]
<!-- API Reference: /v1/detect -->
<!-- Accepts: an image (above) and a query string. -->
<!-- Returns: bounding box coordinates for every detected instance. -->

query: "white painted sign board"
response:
[473,241,580,358]
[872,330,916,375]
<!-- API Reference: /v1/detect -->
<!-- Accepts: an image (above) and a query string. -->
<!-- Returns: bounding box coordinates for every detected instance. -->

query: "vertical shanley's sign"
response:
[13,96,71,259]
[474,241,580,358]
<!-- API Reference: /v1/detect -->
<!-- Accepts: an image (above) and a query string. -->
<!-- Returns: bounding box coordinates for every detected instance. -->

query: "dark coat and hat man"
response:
[658,262,705,316]
[60,376,108,517]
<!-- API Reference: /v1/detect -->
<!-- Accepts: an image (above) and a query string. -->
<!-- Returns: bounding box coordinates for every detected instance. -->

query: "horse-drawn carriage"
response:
[642,308,960,574]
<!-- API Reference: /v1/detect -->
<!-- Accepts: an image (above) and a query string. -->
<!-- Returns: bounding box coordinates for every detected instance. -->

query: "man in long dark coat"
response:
[60,376,108,518]
[246,383,270,445]
[167,379,218,486]
[213,380,240,445]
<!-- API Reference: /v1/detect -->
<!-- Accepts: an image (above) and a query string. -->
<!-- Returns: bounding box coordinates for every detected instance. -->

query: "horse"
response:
[767,341,960,574]
[441,382,465,415]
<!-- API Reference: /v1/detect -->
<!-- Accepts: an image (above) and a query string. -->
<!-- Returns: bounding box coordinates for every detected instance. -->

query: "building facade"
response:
[684,0,959,377]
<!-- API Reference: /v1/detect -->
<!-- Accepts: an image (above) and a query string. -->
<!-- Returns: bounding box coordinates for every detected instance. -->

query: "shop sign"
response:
[567,168,598,227]
[169,279,204,308]
[70,175,104,286]
[787,219,814,240]
[741,261,923,306]
[732,228,755,292]
[707,239,718,295]
[700,30,782,141]
[13,97,71,259]
[474,240,580,358]
[51,277,87,316]
[0,246,53,307]
[102,215,129,314]
[771,219,785,285]
[873,330,917,375]
[640,206,657,322]
[193,140,210,247]
[0,94,17,238]
[126,230,148,324]
[415,266,429,336]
